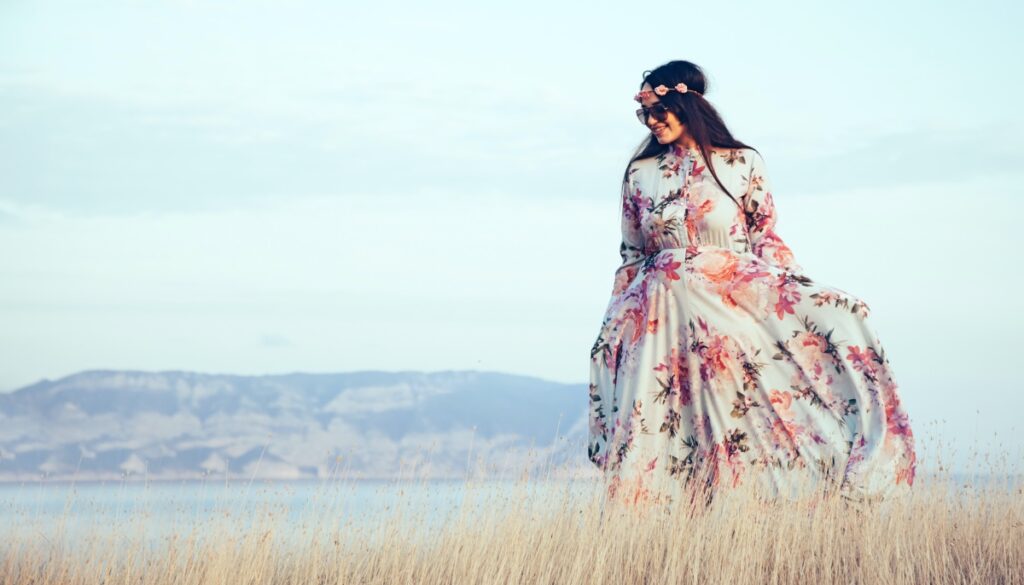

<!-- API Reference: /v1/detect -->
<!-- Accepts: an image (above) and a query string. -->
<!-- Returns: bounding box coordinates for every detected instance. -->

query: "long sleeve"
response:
[742,151,805,275]
[610,166,646,297]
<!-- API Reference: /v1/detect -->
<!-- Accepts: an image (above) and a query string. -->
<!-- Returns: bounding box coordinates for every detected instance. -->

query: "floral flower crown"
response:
[633,82,703,102]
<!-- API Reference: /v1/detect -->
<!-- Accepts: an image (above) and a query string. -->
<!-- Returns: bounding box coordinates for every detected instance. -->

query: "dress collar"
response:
[669,143,703,161]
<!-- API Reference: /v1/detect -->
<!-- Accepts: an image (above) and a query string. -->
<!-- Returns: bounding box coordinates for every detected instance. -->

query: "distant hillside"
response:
[0,370,595,481]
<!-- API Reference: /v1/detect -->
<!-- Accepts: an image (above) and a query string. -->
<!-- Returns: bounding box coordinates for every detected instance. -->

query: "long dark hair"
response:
[626,60,756,208]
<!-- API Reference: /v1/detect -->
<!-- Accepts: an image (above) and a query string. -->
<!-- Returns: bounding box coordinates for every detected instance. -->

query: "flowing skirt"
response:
[588,244,917,507]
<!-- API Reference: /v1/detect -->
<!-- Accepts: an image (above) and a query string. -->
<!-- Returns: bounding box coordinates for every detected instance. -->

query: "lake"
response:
[2,471,1020,550]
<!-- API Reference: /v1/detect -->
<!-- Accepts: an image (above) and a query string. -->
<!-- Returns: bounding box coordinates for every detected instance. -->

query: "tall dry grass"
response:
[1,439,1022,584]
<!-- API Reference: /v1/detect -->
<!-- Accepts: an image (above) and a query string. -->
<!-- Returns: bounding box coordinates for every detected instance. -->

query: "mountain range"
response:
[0,370,596,482]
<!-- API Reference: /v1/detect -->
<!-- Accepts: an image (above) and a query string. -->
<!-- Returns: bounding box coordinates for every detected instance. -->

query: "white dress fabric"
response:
[588,144,917,505]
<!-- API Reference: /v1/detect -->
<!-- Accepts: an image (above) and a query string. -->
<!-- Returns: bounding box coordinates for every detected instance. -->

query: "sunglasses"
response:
[635,103,671,125]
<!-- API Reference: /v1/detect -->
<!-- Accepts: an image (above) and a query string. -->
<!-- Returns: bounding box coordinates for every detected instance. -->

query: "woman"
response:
[588,60,917,507]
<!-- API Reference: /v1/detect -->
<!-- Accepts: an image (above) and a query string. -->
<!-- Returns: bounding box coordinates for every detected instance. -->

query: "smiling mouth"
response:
[653,126,667,134]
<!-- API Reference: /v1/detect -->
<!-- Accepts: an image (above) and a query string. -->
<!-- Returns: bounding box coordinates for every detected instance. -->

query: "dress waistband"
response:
[645,241,751,258]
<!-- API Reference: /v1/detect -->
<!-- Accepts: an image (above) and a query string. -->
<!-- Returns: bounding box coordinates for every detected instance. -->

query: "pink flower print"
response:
[884,396,914,447]
[689,160,706,179]
[642,236,662,258]
[769,417,801,460]
[684,215,700,248]
[622,306,646,344]
[693,249,739,284]
[622,191,639,224]
[769,389,794,415]
[653,346,687,381]
[772,274,802,320]
[845,345,879,378]
[702,335,743,391]
[654,254,682,281]
[721,430,750,487]
[896,449,917,486]
[611,264,639,296]
[705,338,731,375]
[768,239,799,270]
[696,196,715,217]
[662,158,682,177]
[653,346,692,407]
[685,193,716,235]
[627,188,647,228]
[791,331,828,379]
[722,279,772,319]
[844,434,868,477]
[645,457,658,473]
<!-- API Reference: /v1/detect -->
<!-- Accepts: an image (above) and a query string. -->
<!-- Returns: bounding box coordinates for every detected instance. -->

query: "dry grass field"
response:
[2,445,1022,585]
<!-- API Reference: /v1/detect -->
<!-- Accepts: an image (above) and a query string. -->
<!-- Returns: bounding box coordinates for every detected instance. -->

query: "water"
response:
[0,477,606,549]
[1,472,1019,551]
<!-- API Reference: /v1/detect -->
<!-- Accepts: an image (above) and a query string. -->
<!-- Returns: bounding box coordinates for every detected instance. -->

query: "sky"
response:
[1,0,1023,467]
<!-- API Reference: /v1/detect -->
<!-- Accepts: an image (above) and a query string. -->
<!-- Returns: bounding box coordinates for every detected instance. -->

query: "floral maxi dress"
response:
[588,144,917,505]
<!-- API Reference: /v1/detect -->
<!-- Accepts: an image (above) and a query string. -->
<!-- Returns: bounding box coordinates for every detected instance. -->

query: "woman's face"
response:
[639,82,686,145]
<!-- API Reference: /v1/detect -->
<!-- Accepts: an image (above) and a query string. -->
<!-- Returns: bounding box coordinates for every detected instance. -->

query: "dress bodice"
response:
[626,144,755,256]
[612,143,805,298]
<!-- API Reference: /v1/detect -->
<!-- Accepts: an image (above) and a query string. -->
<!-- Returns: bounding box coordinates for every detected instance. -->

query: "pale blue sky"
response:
[2,0,1022,467]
